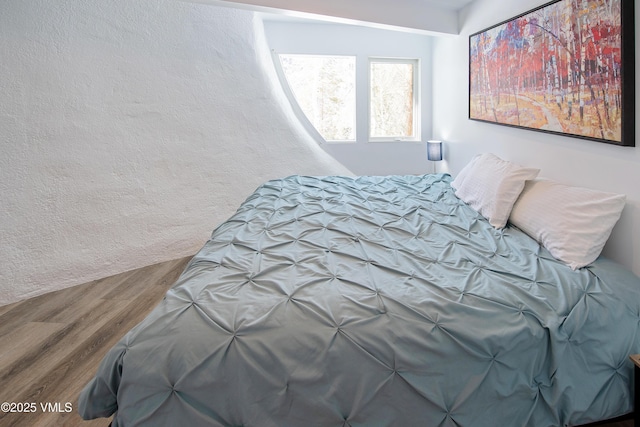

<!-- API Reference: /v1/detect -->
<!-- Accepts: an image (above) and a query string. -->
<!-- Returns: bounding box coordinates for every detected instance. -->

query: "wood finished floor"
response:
[0,256,633,427]
[0,256,192,427]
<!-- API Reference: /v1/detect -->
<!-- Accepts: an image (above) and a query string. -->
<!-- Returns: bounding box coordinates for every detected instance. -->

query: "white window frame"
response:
[274,52,357,143]
[368,57,421,143]
[272,51,422,145]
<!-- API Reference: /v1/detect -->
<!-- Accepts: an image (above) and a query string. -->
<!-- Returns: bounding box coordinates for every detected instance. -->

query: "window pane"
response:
[370,61,416,139]
[279,55,356,141]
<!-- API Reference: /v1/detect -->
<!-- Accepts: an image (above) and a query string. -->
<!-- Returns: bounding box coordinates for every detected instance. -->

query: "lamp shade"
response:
[427,140,443,161]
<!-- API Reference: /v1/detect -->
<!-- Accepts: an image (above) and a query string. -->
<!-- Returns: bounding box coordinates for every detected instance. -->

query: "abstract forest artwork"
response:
[469,0,635,146]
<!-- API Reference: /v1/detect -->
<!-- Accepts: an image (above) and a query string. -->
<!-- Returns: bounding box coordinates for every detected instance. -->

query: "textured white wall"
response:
[0,0,352,305]
[432,0,640,276]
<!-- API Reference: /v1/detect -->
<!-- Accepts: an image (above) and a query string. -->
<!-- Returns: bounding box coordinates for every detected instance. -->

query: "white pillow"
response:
[454,153,540,229]
[509,179,626,269]
[450,154,481,190]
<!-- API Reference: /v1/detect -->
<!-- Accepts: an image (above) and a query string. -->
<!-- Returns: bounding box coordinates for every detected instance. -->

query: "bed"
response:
[79,156,640,426]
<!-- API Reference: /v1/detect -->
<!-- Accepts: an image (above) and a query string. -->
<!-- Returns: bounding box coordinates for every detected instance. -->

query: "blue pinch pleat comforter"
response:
[79,174,640,426]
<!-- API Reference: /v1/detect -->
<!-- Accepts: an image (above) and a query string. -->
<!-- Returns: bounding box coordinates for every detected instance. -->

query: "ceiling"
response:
[198,0,477,35]
[421,0,476,11]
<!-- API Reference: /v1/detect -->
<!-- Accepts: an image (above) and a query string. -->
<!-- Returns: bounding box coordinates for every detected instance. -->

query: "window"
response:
[278,54,420,144]
[279,54,356,142]
[369,59,419,141]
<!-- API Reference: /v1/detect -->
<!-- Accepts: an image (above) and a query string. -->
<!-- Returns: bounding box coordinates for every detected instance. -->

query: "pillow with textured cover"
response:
[509,179,626,270]
[450,154,480,190]
[454,153,539,229]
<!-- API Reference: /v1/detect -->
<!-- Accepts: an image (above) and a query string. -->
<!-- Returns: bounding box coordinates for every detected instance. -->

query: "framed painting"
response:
[469,0,635,146]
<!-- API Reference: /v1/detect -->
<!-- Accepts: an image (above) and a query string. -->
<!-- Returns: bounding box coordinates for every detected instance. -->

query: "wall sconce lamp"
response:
[427,140,443,173]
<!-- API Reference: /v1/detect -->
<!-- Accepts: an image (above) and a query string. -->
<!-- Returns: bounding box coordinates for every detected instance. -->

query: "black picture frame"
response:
[469,0,635,146]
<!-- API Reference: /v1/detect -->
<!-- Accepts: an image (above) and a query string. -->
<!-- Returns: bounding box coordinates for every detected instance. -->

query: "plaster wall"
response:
[0,0,352,305]
[432,0,640,276]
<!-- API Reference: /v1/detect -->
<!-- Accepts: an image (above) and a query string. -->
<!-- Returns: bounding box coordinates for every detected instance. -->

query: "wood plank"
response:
[0,276,120,339]
[99,256,190,301]
[0,256,191,427]
[8,290,161,426]
[0,322,66,369]
[0,297,128,402]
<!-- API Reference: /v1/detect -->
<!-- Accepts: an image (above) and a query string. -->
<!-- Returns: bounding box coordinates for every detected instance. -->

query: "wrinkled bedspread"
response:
[79,174,640,426]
